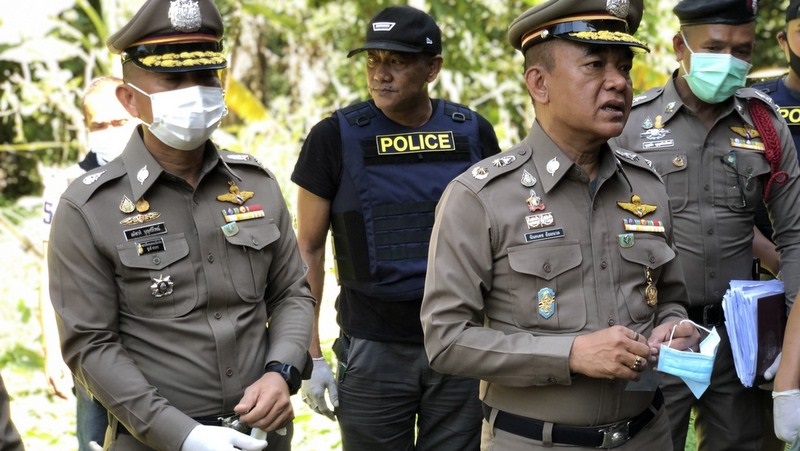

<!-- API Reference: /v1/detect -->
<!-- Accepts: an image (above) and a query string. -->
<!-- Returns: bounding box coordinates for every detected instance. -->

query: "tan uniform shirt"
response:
[612,76,800,307]
[421,121,688,426]
[48,130,314,449]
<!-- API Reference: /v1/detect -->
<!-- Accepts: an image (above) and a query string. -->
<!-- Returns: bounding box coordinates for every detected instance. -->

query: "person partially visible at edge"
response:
[750,3,800,448]
[39,75,136,451]
[750,0,800,276]
[47,0,314,450]
[0,372,25,451]
[611,0,800,450]
[292,5,500,450]
[421,0,699,449]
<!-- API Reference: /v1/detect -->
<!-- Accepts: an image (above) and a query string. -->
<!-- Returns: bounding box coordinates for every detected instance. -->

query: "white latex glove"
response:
[88,441,103,451]
[764,352,782,381]
[774,389,800,443]
[300,357,339,420]
[180,425,268,451]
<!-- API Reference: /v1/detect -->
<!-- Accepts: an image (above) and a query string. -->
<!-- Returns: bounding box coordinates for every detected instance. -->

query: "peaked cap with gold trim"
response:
[107,0,226,73]
[508,0,649,54]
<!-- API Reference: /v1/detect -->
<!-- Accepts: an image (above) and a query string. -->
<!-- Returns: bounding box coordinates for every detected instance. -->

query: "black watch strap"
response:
[265,362,301,395]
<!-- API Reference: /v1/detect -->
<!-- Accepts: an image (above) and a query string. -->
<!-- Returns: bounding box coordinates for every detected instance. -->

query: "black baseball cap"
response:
[673,0,757,26]
[347,6,442,58]
[789,0,800,22]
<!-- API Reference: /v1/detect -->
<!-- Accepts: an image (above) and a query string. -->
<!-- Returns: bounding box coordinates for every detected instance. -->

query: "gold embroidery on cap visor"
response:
[520,16,649,53]
[122,40,227,70]
[139,51,226,68]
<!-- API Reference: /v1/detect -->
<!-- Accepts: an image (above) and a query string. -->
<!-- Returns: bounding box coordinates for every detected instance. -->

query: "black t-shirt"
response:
[292,99,500,343]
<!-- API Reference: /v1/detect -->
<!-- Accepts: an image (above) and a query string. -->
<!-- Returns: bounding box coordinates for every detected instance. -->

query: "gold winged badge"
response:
[617,194,657,218]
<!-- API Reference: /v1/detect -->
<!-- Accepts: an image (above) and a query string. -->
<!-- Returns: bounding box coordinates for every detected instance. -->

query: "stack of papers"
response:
[722,279,785,387]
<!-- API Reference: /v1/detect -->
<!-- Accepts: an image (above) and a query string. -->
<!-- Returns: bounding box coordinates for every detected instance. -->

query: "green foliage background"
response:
[0,0,789,202]
[0,1,792,449]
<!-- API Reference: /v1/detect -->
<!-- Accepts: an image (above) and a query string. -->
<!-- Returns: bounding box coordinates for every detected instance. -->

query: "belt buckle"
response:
[598,421,631,448]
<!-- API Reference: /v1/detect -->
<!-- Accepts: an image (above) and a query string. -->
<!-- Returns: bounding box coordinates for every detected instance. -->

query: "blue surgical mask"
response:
[657,320,720,398]
[680,33,752,104]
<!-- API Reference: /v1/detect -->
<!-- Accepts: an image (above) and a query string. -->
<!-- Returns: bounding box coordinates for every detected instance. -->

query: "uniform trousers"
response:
[661,324,769,451]
[102,415,293,450]
[336,338,481,451]
[480,403,672,450]
[75,381,107,451]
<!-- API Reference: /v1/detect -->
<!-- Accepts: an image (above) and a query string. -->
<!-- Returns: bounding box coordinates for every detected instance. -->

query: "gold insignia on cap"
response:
[606,0,630,19]
[571,30,647,48]
[617,194,657,218]
[169,0,202,32]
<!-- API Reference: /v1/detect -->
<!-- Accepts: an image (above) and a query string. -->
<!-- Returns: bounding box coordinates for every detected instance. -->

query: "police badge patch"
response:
[538,287,556,319]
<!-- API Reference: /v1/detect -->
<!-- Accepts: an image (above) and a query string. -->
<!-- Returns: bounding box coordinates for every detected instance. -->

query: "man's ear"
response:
[673,32,687,63]
[116,84,140,119]
[524,65,549,105]
[778,31,789,57]
[426,55,443,83]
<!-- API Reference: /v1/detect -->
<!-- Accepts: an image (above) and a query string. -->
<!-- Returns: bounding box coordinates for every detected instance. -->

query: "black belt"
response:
[483,390,663,448]
[687,303,724,327]
[116,414,227,436]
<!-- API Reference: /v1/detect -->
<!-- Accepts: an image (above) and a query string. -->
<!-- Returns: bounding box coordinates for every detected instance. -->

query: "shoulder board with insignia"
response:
[631,87,664,108]
[735,87,780,114]
[219,150,273,175]
[458,147,530,193]
[61,159,126,206]
[613,148,662,181]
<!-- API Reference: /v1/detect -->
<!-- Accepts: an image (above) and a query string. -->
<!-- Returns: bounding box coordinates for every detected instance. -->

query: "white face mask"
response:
[128,83,226,151]
[88,122,137,165]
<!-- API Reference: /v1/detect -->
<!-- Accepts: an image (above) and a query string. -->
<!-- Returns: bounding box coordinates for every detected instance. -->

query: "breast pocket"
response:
[223,220,281,302]
[617,235,675,323]
[645,152,689,212]
[117,233,195,318]
[507,241,586,332]
[719,151,769,212]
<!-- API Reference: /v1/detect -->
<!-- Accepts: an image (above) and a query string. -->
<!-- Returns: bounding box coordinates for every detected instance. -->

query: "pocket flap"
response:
[224,221,280,250]
[508,241,582,281]
[619,236,675,268]
[117,234,189,270]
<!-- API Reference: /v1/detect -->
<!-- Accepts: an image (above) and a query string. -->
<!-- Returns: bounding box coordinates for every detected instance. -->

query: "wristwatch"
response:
[265,362,302,395]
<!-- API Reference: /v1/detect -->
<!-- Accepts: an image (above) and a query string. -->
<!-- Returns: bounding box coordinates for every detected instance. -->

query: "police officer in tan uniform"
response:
[612,1,800,449]
[421,0,699,449]
[47,1,314,450]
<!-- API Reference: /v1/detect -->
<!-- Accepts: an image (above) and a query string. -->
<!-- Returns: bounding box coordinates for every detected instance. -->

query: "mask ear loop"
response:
[667,319,711,350]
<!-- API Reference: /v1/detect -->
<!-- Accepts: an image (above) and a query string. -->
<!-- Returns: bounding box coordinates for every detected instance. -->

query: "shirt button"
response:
[649,255,656,264]
[226,368,233,377]
[704,185,710,191]
[207,253,215,263]
[543,263,552,273]
[608,318,615,326]
[518,149,527,156]
[252,238,259,246]
[547,377,557,384]
[709,272,716,278]
[601,261,608,269]
[214,312,222,319]
[707,228,714,235]
[193,196,200,205]
[152,257,161,265]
